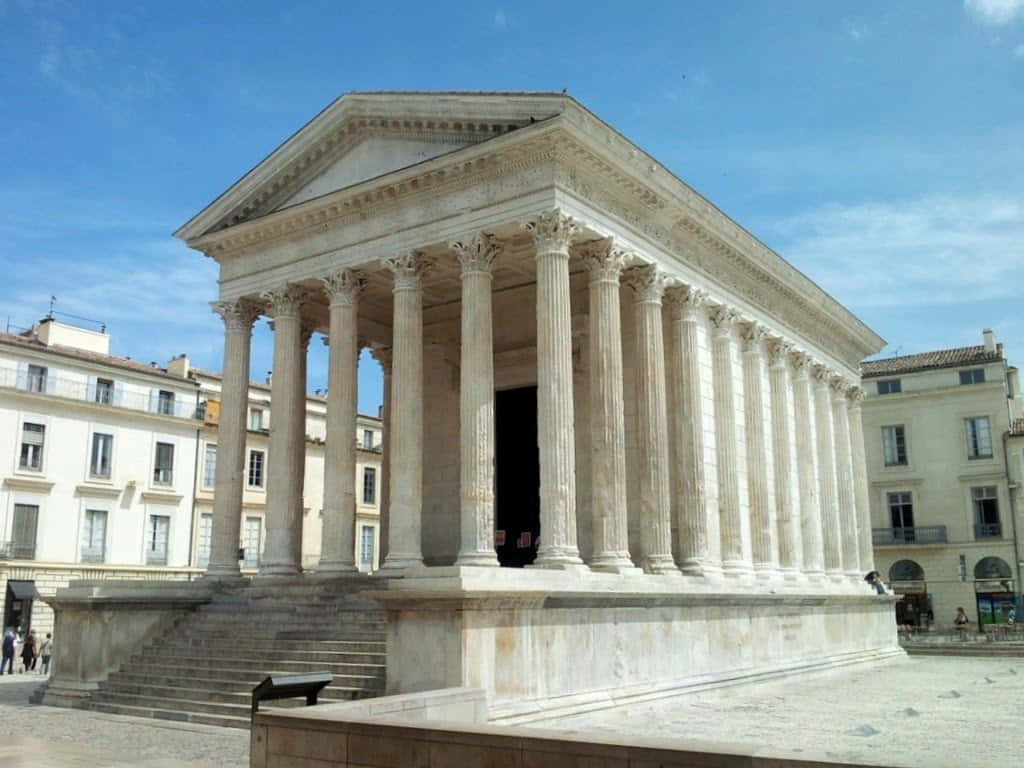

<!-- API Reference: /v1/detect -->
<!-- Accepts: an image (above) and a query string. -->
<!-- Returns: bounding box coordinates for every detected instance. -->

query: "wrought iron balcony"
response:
[974,523,1002,539]
[872,526,948,545]
[0,541,36,560]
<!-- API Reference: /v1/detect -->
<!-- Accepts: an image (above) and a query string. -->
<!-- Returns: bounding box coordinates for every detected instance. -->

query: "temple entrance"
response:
[494,386,540,567]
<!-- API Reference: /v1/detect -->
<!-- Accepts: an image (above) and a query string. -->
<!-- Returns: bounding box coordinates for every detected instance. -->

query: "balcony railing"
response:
[0,541,36,560]
[872,526,948,545]
[974,523,1002,539]
[0,366,199,420]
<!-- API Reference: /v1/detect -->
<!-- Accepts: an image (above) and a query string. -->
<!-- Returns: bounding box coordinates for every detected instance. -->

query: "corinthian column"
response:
[580,238,636,572]
[740,321,777,580]
[318,269,365,572]
[522,210,583,567]
[831,377,860,581]
[767,338,801,578]
[381,252,430,572]
[260,285,310,576]
[790,351,824,579]
[848,387,875,574]
[626,265,677,574]
[207,298,261,578]
[813,365,842,580]
[450,232,501,567]
[710,305,751,577]
[665,286,720,577]
[371,344,392,566]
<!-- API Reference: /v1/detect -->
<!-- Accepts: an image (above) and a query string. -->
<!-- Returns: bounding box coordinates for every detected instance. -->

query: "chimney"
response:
[167,353,189,379]
[983,328,996,353]
[266,371,273,386]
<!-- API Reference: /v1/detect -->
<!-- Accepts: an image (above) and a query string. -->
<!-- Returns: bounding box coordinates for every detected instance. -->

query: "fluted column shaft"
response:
[741,323,776,578]
[371,345,392,566]
[451,233,501,567]
[318,270,364,572]
[582,239,635,572]
[848,389,875,573]
[813,366,842,578]
[628,266,677,573]
[767,340,801,576]
[710,307,749,576]
[791,354,824,578]
[832,380,860,579]
[207,299,260,577]
[381,253,428,571]
[523,211,583,567]
[261,286,309,576]
[666,287,719,576]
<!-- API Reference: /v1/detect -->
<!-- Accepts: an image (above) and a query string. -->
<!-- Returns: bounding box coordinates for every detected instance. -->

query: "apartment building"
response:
[0,319,382,636]
[862,329,1023,629]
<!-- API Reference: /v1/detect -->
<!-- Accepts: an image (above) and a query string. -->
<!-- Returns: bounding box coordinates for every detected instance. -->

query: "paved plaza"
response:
[0,655,1019,767]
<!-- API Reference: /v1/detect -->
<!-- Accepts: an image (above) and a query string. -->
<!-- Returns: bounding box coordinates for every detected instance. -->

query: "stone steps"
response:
[80,586,387,729]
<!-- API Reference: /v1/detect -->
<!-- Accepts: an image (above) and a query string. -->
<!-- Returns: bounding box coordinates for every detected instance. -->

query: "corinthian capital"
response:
[811,363,833,385]
[261,285,309,319]
[521,209,579,255]
[211,298,262,333]
[578,237,628,283]
[789,349,812,376]
[708,304,738,334]
[370,343,393,372]
[321,269,366,307]
[450,232,502,274]
[739,320,767,353]
[624,264,667,303]
[664,284,708,321]
[830,374,852,399]
[766,337,793,367]
[847,386,865,406]
[384,250,433,290]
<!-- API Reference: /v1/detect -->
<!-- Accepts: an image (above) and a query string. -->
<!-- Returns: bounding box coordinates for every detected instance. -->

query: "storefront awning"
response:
[7,581,38,600]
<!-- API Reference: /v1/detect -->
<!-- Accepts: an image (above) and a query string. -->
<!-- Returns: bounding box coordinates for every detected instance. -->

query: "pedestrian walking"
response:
[1,629,13,675]
[39,633,52,675]
[20,629,37,673]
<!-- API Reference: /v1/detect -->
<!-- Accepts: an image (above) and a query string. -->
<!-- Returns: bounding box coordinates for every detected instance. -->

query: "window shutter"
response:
[87,375,97,403]
[45,369,56,395]
[149,389,160,413]
[16,362,26,390]
[113,381,124,407]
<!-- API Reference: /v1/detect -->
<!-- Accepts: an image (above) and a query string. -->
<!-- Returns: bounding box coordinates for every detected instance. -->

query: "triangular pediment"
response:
[176,91,572,241]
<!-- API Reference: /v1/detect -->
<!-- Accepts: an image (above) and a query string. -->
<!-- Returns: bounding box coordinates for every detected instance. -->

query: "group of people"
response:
[1,628,52,675]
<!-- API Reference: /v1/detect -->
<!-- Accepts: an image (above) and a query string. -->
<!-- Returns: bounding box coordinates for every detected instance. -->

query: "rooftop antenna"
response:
[44,296,108,333]
[48,295,56,319]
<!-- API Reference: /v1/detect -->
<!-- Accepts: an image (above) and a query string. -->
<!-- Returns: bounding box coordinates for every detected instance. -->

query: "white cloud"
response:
[964,0,1024,25]
[1014,42,1024,56]
[767,194,1024,309]
[493,8,507,29]
[844,20,867,42]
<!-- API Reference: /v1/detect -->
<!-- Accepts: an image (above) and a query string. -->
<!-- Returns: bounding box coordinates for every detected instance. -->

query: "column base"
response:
[316,560,360,573]
[380,553,425,573]
[531,546,584,569]
[753,564,782,582]
[721,559,755,578]
[680,558,722,580]
[454,552,501,568]
[641,555,680,575]
[257,563,302,578]
[778,566,803,582]
[589,553,643,575]
[202,564,243,580]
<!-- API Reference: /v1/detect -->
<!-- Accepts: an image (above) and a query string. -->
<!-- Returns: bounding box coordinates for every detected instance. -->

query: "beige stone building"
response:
[171,90,898,715]
[0,319,382,637]
[862,330,1023,629]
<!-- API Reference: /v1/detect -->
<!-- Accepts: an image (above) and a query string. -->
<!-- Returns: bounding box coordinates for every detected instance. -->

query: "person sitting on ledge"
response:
[864,571,887,594]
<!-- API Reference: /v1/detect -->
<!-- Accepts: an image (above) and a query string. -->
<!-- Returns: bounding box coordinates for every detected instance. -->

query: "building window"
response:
[197,513,212,567]
[146,515,170,564]
[19,423,45,471]
[243,517,261,569]
[248,450,265,489]
[360,525,375,569]
[203,444,217,488]
[887,492,914,541]
[10,504,38,559]
[249,408,263,430]
[972,486,1001,538]
[25,364,47,393]
[881,425,907,467]
[363,467,376,505]
[363,429,374,449]
[95,378,113,404]
[89,433,113,479]
[876,378,901,395]
[959,368,985,385]
[81,509,107,563]
[153,442,174,485]
[965,416,993,459]
[157,390,175,416]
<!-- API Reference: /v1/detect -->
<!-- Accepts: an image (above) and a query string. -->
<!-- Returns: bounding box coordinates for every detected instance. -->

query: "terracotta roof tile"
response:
[862,344,1003,378]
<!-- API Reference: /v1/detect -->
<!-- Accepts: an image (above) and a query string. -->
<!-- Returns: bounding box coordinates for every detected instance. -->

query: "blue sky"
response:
[1,0,1022,414]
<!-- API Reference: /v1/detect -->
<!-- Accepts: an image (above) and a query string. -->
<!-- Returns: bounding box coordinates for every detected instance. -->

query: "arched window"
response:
[974,557,1011,580]
[889,559,925,582]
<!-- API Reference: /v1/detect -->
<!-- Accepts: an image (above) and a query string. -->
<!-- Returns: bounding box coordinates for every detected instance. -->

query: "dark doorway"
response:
[3,580,37,636]
[494,386,540,567]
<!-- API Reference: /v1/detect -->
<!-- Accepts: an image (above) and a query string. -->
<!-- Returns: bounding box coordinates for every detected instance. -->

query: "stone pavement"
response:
[542,655,1024,768]
[0,674,248,767]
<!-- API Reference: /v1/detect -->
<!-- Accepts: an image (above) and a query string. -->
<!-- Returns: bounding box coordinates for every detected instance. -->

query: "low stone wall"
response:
[251,700,887,768]
[38,579,213,706]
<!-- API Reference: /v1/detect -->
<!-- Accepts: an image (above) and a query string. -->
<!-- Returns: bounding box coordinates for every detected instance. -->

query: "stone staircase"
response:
[78,584,387,729]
